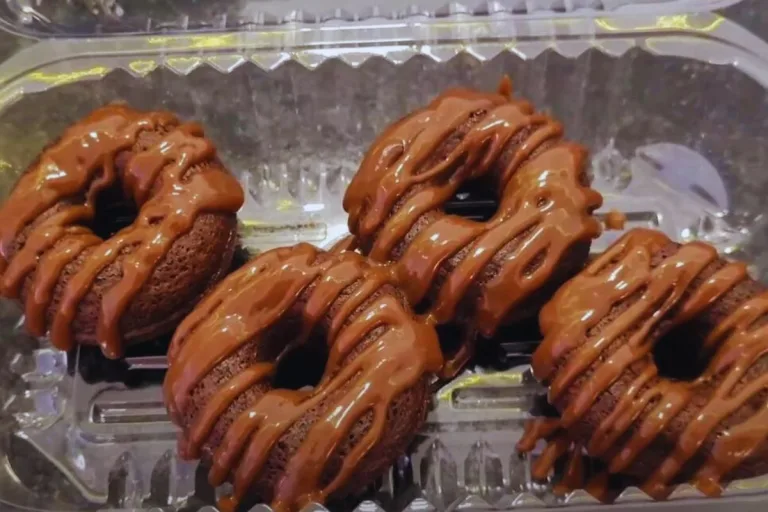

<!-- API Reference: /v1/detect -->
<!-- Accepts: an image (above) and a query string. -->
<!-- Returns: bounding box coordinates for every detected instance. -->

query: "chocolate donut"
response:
[0,105,244,358]
[523,228,768,499]
[163,243,443,512]
[343,78,603,375]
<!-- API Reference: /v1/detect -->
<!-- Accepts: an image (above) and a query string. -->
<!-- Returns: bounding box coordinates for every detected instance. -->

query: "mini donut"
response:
[524,228,768,499]
[163,243,443,512]
[343,78,603,374]
[0,105,244,358]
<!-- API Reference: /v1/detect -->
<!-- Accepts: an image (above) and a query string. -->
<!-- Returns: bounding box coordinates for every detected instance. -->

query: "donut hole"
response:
[437,123,562,222]
[272,336,329,391]
[444,179,498,222]
[91,182,138,239]
[88,127,182,240]
[423,108,500,223]
[651,323,711,382]
[583,250,712,382]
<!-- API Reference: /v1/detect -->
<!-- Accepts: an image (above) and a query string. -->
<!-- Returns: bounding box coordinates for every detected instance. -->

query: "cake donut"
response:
[0,105,244,358]
[522,228,768,498]
[163,243,443,512]
[343,78,603,375]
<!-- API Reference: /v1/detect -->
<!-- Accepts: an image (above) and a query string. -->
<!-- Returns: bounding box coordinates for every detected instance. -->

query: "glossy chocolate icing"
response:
[343,78,603,373]
[604,210,627,230]
[0,105,244,358]
[164,243,443,512]
[521,228,768,499]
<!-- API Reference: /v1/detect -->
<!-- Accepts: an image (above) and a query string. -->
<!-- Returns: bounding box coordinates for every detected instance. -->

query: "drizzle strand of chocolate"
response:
[164,244,443,512]
[0,105,244,357]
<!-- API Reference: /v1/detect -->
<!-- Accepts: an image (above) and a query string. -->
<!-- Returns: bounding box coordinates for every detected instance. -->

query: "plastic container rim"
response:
[0,12,767,112]
[0,0,747,39]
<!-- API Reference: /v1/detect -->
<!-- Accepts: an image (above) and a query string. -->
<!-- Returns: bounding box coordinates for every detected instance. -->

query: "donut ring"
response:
[343,78,603,375]
[163,243,443,511]
[0,105,244,358]
[523,228,768,499]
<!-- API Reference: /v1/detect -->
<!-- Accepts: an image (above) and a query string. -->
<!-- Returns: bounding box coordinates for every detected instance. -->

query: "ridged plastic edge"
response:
[156,493,768,512]
[0,0,746,38]
[0,13,767,113]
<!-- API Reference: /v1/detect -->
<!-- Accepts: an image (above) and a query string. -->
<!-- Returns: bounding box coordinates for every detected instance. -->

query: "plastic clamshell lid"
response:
[0,0,745,37]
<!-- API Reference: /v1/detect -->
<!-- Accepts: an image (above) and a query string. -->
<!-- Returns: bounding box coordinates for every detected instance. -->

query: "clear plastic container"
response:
[0,10,767,512]
[0,0,745,37]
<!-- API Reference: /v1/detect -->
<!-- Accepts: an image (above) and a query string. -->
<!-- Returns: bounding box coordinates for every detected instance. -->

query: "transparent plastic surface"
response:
[0,0,744,37]
[0,11,767,512]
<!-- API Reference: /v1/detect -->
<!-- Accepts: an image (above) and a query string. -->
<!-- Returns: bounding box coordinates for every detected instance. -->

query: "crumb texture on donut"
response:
[342,78,603,372]
[163,244,443,512]
[523,228,768,499]
[0,105,244,357]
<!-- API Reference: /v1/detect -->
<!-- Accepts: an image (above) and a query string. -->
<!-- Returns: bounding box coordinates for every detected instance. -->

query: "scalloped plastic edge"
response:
[88,489,768,511]
[1,12,768,112]
[0,0,746,38]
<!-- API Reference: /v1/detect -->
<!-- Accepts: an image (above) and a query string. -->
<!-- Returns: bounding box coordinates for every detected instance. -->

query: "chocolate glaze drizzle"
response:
[521,228,768,499]
[343,78,603,374]
[0,105,244,358]
[164,243,443,512]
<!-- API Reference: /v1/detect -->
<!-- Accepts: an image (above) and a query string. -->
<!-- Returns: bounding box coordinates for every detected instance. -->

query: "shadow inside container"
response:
[68,334,170,388]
